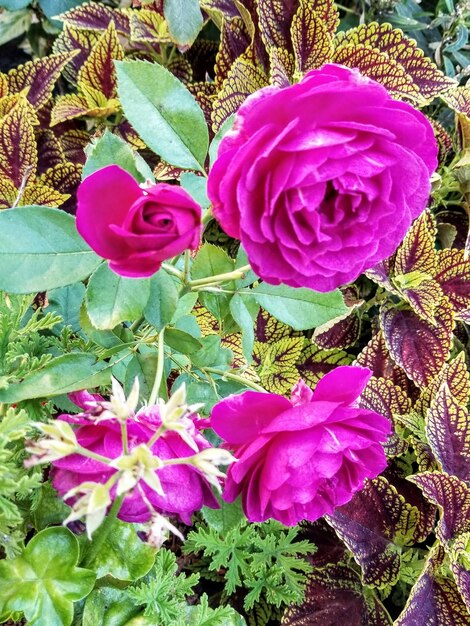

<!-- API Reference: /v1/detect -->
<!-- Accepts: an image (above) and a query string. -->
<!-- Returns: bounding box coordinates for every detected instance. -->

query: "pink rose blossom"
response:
[76,165,201,278]
[207,64,438,292]
[51,391,218,524]
[210,367,391,525]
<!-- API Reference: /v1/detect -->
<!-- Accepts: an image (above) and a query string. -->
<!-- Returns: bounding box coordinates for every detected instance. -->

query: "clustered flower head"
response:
[210,366,391,526]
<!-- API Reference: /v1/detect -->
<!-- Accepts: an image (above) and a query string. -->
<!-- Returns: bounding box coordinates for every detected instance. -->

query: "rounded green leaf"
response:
[0,206,101,294]
[115,59,209,172]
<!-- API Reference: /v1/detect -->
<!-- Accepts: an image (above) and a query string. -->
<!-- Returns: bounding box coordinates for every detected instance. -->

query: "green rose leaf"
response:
[83,129,154,182]
[0,0,30,9]
[144,270,181,330]
[163,0,203,47]
[0,527,95,626]
[230,293,258,363]
[165,327,203,355]
[86,520,155,581]
[115,59,209,172]
[251,283,348,330]
[0,353,111,402]
[0,206,101,294]
[86,263,151,330]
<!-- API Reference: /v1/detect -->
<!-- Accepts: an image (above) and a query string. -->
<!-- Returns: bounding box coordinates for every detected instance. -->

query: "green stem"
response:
[120,421,129,455]
[189,265,251,288]
[148,328,166,406]
[161,263,184,280]
[183,249,191,284]
[202,367,266,393]
[129,316,144,332]
[76,446,112,465]
[81,494,125,566]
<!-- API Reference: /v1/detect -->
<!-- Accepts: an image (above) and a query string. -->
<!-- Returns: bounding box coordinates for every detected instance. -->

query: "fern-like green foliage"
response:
[127,549,243,625]
[0,408,42,557]
[184,518,315,611]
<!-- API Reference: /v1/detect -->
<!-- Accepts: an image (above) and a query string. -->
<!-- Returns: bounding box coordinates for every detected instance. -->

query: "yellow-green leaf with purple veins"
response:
[291,2,332,75]
[53,25,100,85]
[297,342,352,389]
[129,8,172,43]
[215,16,251,88]
[58,1,130,34]
[253,336,303,394]
[0,98,37,189]
[435,249,470,317]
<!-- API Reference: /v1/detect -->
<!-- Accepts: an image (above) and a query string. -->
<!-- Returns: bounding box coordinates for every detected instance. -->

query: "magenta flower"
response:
[51,391,218,524]
[207,64,438,292]
[76,165,201,278]
[210,367,391,525]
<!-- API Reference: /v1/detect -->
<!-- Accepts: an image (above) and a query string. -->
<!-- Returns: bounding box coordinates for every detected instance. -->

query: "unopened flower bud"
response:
[63,481,111,538]
[25,421,78,466]
[111,444,165,497]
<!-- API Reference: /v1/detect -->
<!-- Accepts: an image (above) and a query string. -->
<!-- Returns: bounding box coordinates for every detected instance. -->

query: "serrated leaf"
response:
[230,293,256,363]
[291,3,332,74]
[50,93,91,125]
[0,353,111,402]
[410,472,470,543]
[435,249,470,316]
[355,331,413,393]
[164,0,203,47]
[257,0,298,50]
[327,477,421,587]
[0,8,31,48]
[251,283,348,330]
[60,129,89,163]
[426,384,470,483]
[86,263,151,330]
[53,25,99,85]
[395,546,470,626]
[449,533,470,612]
[116,59,209,172]
[396,278,443,324]
[297,342,352,388]
[129,9,172,43]
[281,564,392,626]
[0,527,95,626]
[215,16,251,88]
[58,1,130,34]
[36,130,66,174]
[0,97,37,188]
[395,211,438,276]
[255,308,298,342]
[269,46,295,86]
[144,270,181,330]
[212,51,268,132]
[7,51,77,110]
[0,206,101,293]
[334,22,456,101]
[77,21,124,100]
[0,175,17,209]
[21,182,70,208]
[442,85,470,116]
[313,308,361,349]
[380,299,454,388]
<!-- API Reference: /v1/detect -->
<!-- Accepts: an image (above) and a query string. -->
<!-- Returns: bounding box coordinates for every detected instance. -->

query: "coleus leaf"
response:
[281,564,392,626]
[395,546,470,626]
[5,51,78,110]
[435,249,470,318]
[257,0,299,50]
[53,25,99,85]
[0,527,95,626]
[0,97,37,189]
[59,129,90,164]
[333,22,456,102]
[21,183,69,208]
[255,309,297,343]
[425,383,470,483]
[36,129,66,174]
[253,336,303,394]
[441,85,470,117]
[290,2,333,75]
[313,292,362,349]
[77,21,124,100]
[297,342,352,388]
[212,48,269,132]
[215,16,251,88]
[129,8,172,44]
[0,176,17,209]
[380,298,454,388]
[269,46,295,86]
[327,477,421,587]
[449,533,470,612]
[58,1,130,34]
[410,472,470,543]
[39,162,82,199]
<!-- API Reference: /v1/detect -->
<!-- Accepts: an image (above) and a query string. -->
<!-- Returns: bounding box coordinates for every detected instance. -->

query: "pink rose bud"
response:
[210,366,391,526]
[76,165,202,278]
[208,64,438,292]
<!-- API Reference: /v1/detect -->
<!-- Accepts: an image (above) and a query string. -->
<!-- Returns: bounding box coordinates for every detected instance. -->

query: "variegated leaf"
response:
[253,336,303,394]
[129,8,172,43]
[282,565,392,626]
[0,176,17,210]
[59,129,89,164]
[255,309,297,343]
[355,331,413,392]
[53,25,99,85]
[380,298,454,388]
[211,50,269,132]
[167,58,193,84]
[410,472,470,543]
[50,94,90,125]
[58,2,130,34]
[332,44,420,103]
[297,342,352,388]
[395,546,470,626]
[449,533,470,612]
[426,384,470,483]
[20,183,69,208]
[334,22,456,101]
[257,0,298,50]
[36,130,66,174]
[269,46,295,87]
[215,16,251,88]
[435,249,470,316]
[0,73,8,100]
[0,98,37,188]
[327,477,421,587]
[394,211,438,276]
[187,82,217,129]
[313,301,362,350]
[291,2,332,75]
[441,85,470,117]
[39,162,82,198]
[6,52,77,110]
[78,22,124,100]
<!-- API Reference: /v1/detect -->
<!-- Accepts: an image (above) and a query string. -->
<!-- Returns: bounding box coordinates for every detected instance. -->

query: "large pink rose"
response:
[51,391,218,524]
[77,165,201,278]
[207,64,438,292]
[210,367,391,525]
